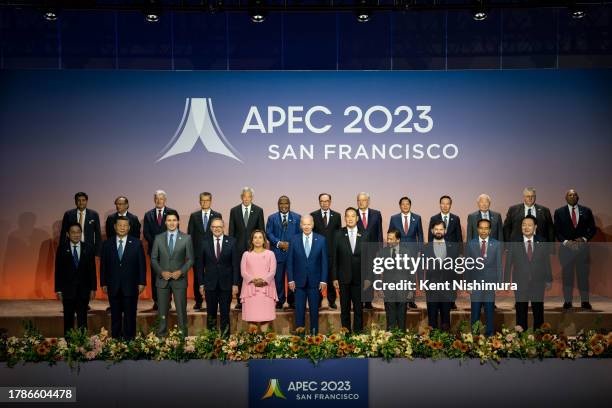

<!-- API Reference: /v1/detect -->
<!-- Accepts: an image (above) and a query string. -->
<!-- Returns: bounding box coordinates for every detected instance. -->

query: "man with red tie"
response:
[504,215,552,330]
[143,190,176,311]
[554,189,596,310]
[356,192,383,310]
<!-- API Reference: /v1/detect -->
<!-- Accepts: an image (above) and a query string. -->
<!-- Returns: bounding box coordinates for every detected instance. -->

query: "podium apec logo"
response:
[158,97,243,163]
[261,379,287,400]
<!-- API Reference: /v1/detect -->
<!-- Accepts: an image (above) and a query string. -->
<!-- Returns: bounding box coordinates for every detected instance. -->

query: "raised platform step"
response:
[1,298,611,337]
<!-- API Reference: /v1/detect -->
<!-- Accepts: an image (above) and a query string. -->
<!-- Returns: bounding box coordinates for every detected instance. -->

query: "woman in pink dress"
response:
[240,229,277,332]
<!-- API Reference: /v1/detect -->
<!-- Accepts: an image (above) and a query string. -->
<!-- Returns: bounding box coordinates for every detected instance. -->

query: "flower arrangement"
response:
[1,321,610,368]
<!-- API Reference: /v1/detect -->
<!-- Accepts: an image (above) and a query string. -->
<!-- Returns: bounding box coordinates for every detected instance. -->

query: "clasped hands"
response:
[161,270,182,280]
[250,278,268,288]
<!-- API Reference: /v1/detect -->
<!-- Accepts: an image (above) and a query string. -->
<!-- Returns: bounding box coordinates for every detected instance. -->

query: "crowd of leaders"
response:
[54,187,596,339]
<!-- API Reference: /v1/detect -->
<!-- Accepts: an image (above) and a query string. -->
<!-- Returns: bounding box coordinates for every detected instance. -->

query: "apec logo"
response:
[158,97,243,163]
[249,359,367,408]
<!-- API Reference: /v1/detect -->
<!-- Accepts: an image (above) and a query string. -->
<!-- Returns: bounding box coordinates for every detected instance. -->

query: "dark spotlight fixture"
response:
[249,0,266,23]
[43,8,58,22]
[472,0,488,21]
[143,0,161,23]
[355,0,372,23]
[570,6,586,19]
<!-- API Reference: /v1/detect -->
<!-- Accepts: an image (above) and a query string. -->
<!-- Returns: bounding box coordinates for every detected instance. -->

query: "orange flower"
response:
[36,343,50,356]
[290,335,301,343]
[540,322,552,331]
[248,325,258,334]
[491,339,503,349]
[452,340,463,350]
[425,339,434,348]
[592,344,604,355]
[606,332,612,347]
[554,341,567,351]
[265,332,276,340]
[48,338,58,346]
[433,341,443,350]
[306,337,315,345]
[214,339,224,347]
[328,334,338,342]
[460,343,469,353]
[296,327,305,334]
[340,327,349,335]
[290,344,300,352]
[339,341,348,350]
[254,342,266,353]
[542,334,552,342]
[347,344,356,352]
[314,335,323,345]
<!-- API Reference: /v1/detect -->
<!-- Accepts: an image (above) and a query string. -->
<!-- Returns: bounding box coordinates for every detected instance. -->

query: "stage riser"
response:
[2,310,610,337]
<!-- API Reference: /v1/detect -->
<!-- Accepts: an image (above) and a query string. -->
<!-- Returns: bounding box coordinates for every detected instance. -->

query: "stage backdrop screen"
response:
[0,69,611,299]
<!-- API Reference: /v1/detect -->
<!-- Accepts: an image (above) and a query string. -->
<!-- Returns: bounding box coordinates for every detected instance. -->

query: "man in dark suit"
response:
[55,222,97,335]
[287,215,328,334]
[151,210,194,337]
[356,192,382,310]
[187,192,222,310]
[428,195,463,243]
[100,216,146,340]
[466,194,503,242]
[143,190,176,311]
[229,186,265,309]
[311,193,341,310]
[266,196,301,310]
[466,219,502,336]
[105,196,141,240]
[428,195,463,310]
[197,218,240,335]
[503,188,554,243]
[421,221,460,332]
[377,229,412,330]
[331,207,369,333]
[554,189,597,310]
[387,196,423,308]
[60,191,102,256]
[505,215,552,330]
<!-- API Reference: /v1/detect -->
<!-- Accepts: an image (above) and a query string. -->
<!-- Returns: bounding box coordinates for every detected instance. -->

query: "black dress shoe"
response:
[329,303,337,310]
[287,304,295,310]
[193,304,202,311]
[493,304,498,309]
[235,303,242,310]
[363,302,374,310]
[563,302,572,309]
[275,302,284,310]
[450,302,457,310]
[581,302,592,310]
[408,302,418,309]
[105,306,111,313]
[87,305,91,311]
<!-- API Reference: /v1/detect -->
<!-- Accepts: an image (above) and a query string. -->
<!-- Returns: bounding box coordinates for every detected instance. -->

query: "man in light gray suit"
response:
[467,194,503,242]
[151,209,194,337]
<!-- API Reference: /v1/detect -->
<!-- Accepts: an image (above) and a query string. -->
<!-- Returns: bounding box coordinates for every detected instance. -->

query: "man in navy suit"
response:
[105,196,141,240]
[554,189,596,310]
[388,196,423,308]
[505,216,552,330]
[143,190,176,311]
[188,192,223,310]
[266,196,301,310]
[466,194,503,242]
[60,191,102,256]
[503,187,554,243]
[197,218,240,335]
[55,222,97,335]
[100,216,146,340]
[287,215,328,334]
[356,192,382,309]
[466,219,502,336]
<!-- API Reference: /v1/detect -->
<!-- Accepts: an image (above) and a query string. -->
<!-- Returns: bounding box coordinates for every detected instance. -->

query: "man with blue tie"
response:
[266,196,301,310]
[55,222,97,335]
[388,196,423,309]
[187,192,222,311]
[100,216,147,340]
[287,215,328,334]
[466,219,502,336]
[151,210,194,337]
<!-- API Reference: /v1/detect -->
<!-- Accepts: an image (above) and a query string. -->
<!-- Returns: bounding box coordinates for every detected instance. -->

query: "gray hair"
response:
[301,214,314,224]
[241,186,255,196]
[357,192,370,200]
[477,194,491,202]
[154,190,167,198]
[523,187,536,195]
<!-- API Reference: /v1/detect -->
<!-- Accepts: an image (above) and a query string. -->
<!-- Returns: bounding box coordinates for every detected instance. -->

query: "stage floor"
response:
[1,297,611,337]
